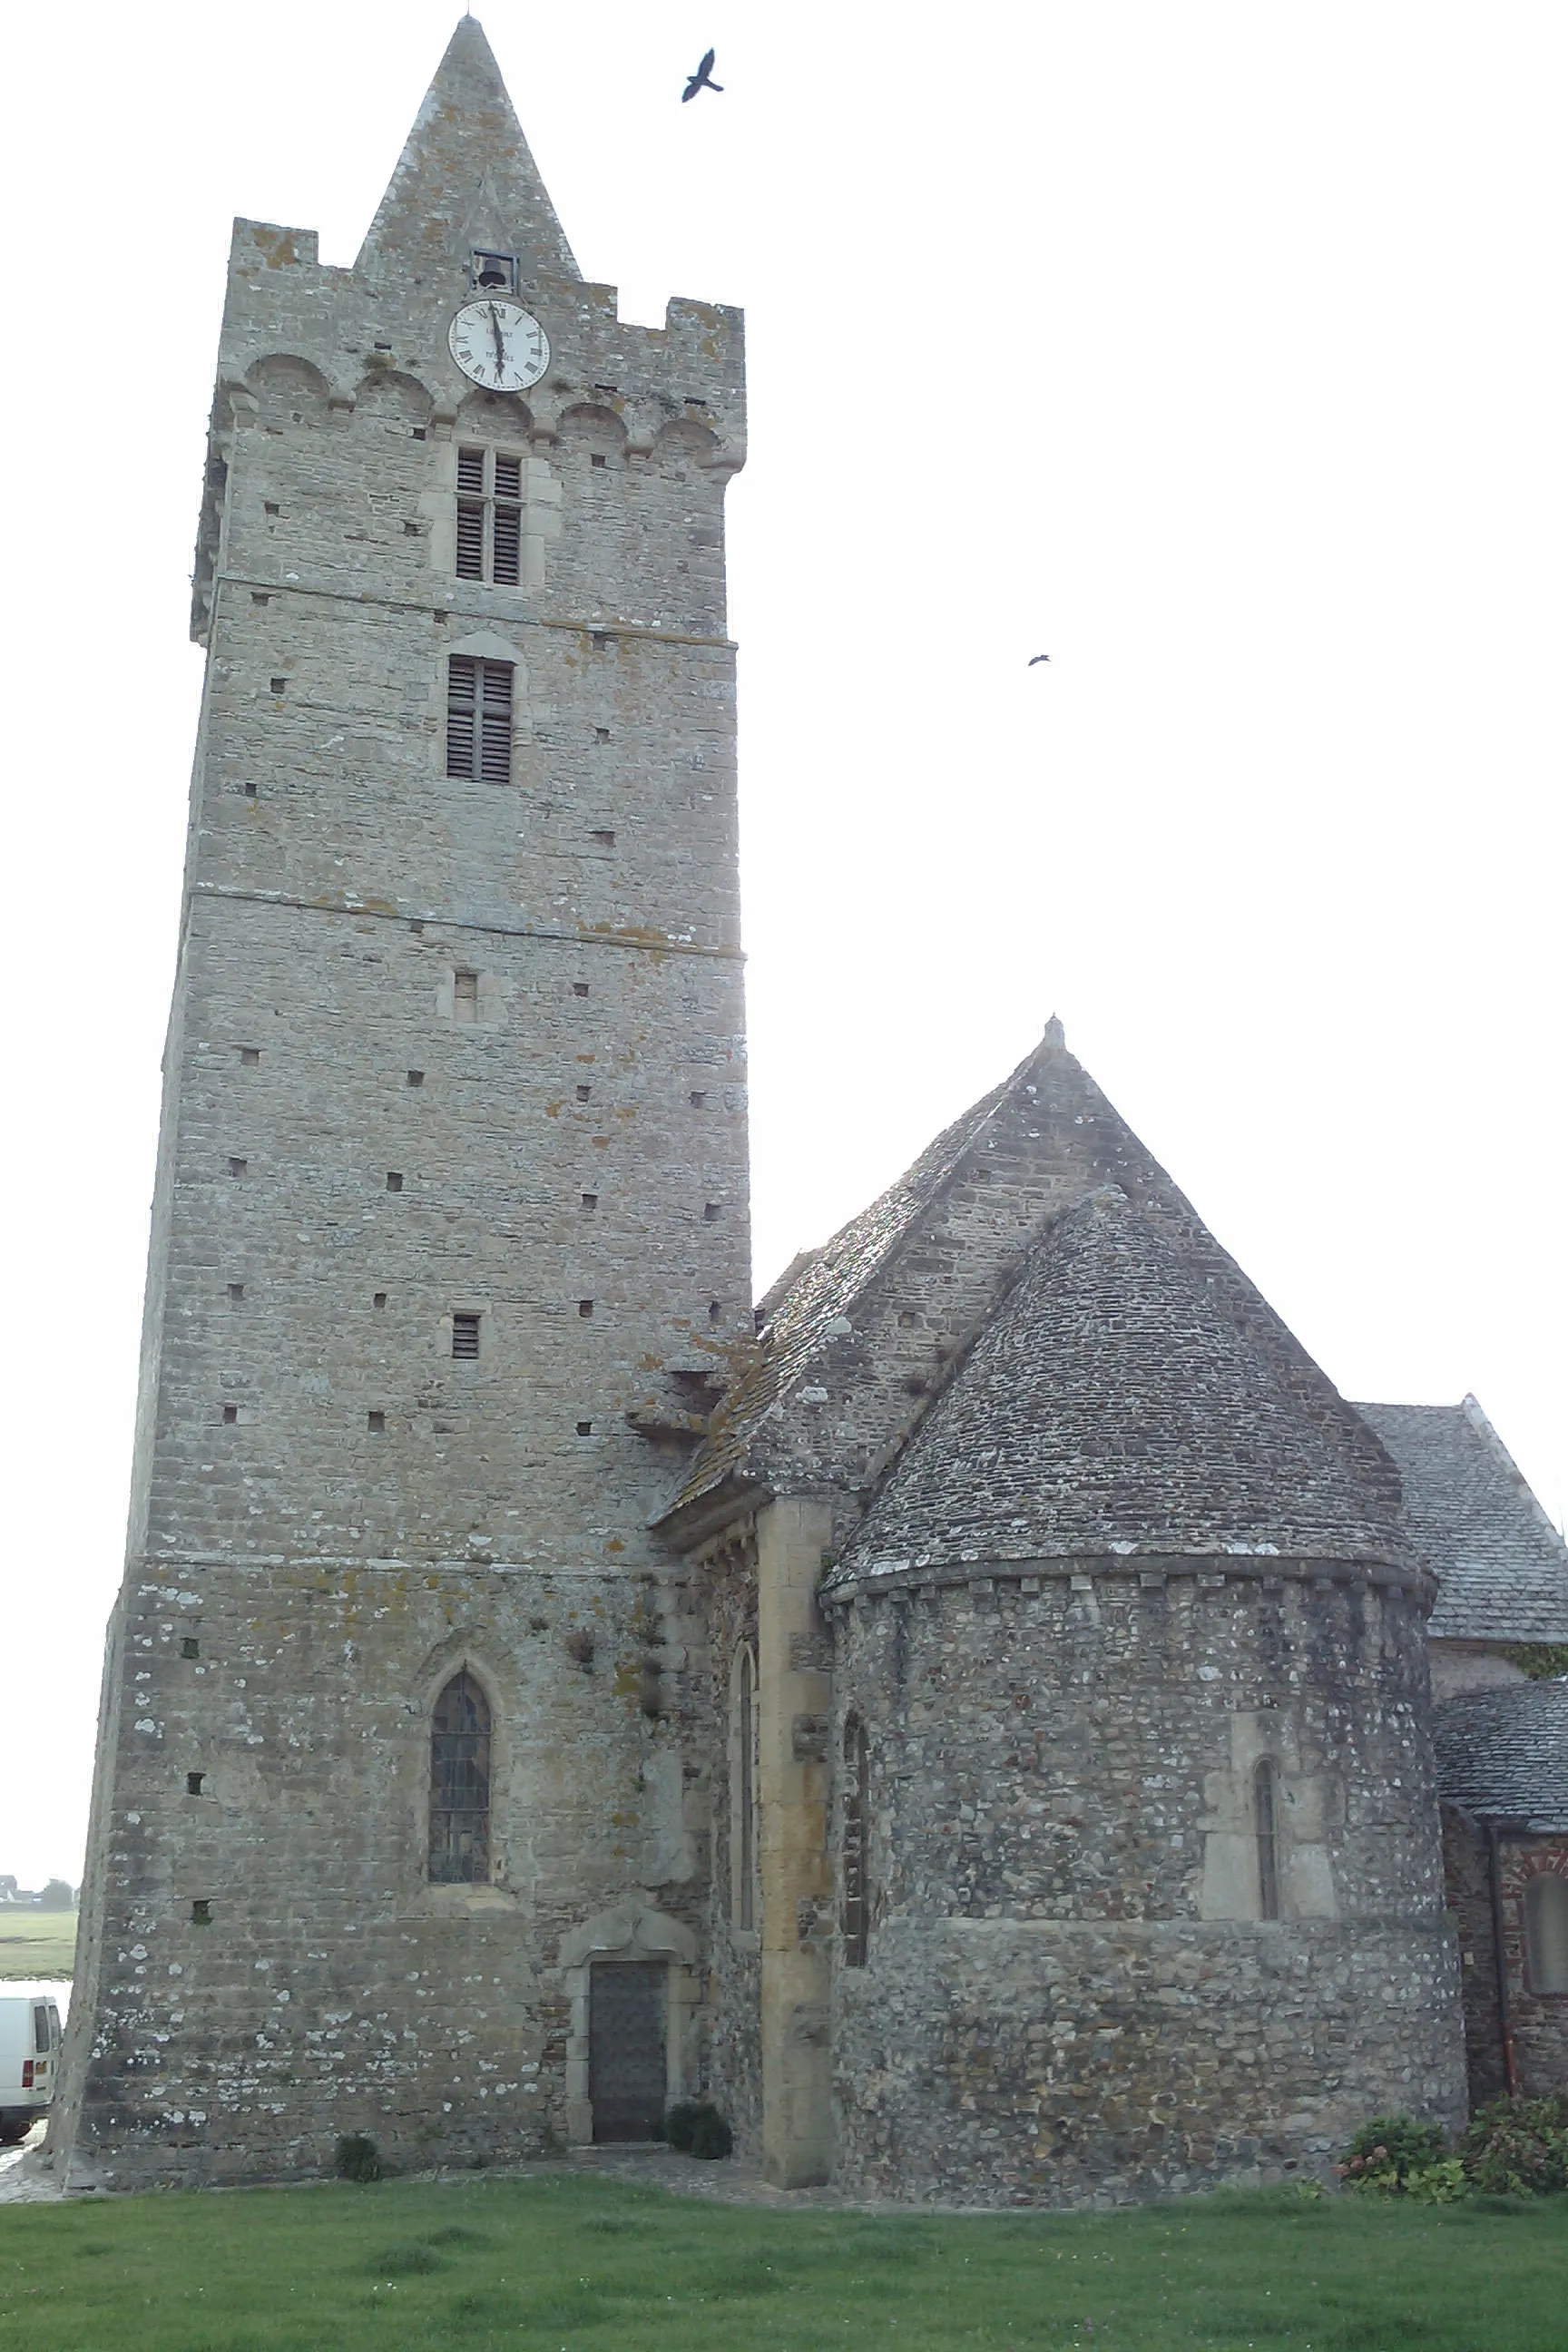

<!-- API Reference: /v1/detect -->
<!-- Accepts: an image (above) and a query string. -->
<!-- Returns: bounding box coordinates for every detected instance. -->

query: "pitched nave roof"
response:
[1355,1398,1568,1643]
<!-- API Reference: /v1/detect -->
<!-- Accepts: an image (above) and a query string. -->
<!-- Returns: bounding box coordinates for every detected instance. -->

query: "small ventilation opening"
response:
[386,1171,404,1193]
[591,828,615,847]
[573,982,589,998]
[228,1157,247,1178]
[221,1404,238,1425]
[191,1900,211,1926]
[591,453,607,468]
[239,1046,260,1066]
[576,1083,592,1102]
[578,1299,594,1318]
[270,677,287,695]
[373,1292,387,1309]
[186,1772,205,1796]
[452,1313,481,1359]
[581,1193,598,1210]
[704,1201,721,1222]
[368,1410,386,1434]
[407,1070,425,1087]
[709,1301,723,1324]
[228,1283,244,1302]
[689,1091,707,1108]
[181,1638,200,1660]
[576,1419,593,1436]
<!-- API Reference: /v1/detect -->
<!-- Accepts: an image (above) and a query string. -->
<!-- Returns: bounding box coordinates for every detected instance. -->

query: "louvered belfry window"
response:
[429,1669,491,1884]
[455,446,524,586]
[446,656,514,784]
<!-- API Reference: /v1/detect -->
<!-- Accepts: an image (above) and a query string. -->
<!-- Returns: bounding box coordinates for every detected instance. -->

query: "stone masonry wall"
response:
[63,1554,713,2187]
[826,1563,1466,2205]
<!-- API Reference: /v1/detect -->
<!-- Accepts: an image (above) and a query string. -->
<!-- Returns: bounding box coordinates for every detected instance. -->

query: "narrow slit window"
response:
[429,1669,491,1883]
[842,1716,871,1966]
[453,446,524,586]
[1254,1759,1280,1921]
[446,656,514,784]
[1524,1872,1568,1995]
[454,968,479,1022]
[452,1312,481,1359]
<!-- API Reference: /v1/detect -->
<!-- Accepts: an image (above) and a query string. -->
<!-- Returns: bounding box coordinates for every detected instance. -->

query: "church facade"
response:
[54,20,1567,2200]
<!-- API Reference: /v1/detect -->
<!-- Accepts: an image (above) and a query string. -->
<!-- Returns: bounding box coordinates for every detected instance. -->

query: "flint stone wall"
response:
[60,1557,710,2190]
[826,1562,1466,2204]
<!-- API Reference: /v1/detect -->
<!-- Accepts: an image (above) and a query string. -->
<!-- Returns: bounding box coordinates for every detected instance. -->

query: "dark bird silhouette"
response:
[1028,654,1050,666]
[682,48,723,101]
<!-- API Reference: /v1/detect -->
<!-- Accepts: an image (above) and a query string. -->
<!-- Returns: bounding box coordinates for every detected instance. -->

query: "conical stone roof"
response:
[831,1186,1413,1586]
[358,16,580,284]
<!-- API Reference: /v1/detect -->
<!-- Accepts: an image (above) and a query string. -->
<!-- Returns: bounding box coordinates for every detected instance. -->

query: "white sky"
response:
[1,2,1563,1887]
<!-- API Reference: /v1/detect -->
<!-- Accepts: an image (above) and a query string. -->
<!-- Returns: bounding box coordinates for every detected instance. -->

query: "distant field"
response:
[0,1914,75,1980]
[2,2172,1568,2351]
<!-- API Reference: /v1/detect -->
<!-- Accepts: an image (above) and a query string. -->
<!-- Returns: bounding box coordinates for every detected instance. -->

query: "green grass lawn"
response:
[1,2171,1564,2352]
[0,1916,75,1982]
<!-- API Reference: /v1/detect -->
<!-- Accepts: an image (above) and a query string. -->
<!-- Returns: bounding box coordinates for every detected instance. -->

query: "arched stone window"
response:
[731,1645,758,1932]
[1254,1759,1280,1921]
[429,1669,491,1883]
[841,1716,871,1968]
[1524,1870,1568,1995]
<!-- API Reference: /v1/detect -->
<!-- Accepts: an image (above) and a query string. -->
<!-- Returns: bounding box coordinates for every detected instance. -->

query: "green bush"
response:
[1337,2114,1449,2194]
[1460,2096,1568,2198]
[662,2100,733,2160]
[335,2132,383,2184]
[690,2106,734,2161]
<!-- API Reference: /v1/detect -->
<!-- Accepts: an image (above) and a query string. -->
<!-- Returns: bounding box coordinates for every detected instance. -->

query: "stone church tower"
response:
[54,18,749,2185]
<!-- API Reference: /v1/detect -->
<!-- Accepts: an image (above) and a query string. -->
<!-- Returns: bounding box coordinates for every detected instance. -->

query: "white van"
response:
[0,1994,63,2143]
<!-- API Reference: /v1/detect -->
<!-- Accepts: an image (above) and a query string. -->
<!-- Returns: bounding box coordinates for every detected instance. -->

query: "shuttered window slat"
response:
[446,656,513,784]
[492,505,522,585]
[452,446,527,586]
[456,502,485,579]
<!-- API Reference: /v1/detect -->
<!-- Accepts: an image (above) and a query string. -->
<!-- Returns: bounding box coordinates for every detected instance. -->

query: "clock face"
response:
[447,300,550,394]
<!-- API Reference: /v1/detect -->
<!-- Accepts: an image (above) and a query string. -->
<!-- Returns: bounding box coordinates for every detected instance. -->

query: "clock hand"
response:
[488,303,506,384]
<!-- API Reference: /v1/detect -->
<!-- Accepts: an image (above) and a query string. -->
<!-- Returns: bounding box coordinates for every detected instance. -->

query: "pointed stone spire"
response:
[358,16,580,284]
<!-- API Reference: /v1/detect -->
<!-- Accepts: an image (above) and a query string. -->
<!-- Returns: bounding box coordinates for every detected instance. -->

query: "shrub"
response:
[690,2107,734,2161]
[1460,2096,1568,2198]
[335,2131,383,2183]
[1337,2114,1448,2195]
[662,2100,732,2160]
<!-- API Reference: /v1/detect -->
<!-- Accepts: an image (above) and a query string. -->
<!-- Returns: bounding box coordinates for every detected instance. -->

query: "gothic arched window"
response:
[732,1645,758,1932]
[841,1716,871,1968]
[429,1669,491,1884]
[1254,1759,1280,1921]
[1524,1871,1568,1995]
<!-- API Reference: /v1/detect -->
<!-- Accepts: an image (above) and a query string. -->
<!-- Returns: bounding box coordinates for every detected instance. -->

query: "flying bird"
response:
[683,48,723,101]
[1028,654,1051,666]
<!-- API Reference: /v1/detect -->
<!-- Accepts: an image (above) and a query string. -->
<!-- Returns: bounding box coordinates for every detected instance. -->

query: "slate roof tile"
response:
[1433,1681,1568,1830]
[1355,1399,1568,1643]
